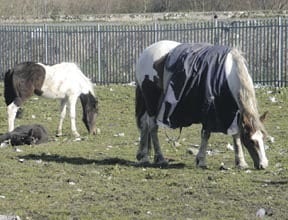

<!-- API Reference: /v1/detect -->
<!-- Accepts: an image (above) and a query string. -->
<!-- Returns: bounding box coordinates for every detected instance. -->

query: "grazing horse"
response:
[135,40,268,169]
[4,62,98,137]
[0,124,48,146]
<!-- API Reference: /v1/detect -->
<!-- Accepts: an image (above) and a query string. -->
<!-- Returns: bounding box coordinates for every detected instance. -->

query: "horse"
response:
[135,40,268,169]
[4,62,98,138]
[0,124,49,146]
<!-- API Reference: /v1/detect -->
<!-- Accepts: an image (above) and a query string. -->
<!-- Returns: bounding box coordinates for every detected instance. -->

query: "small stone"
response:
[73,137,82,142]
[219,162,229,170]
[256,208,266,218]
[0,215,21,220]
[226,143,234,151]
[186,147,198,155]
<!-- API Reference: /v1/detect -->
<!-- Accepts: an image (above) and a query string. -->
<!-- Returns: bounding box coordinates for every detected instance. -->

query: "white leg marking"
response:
[68,97,80,137]
[7,103,19,132]
[232,134,248,168]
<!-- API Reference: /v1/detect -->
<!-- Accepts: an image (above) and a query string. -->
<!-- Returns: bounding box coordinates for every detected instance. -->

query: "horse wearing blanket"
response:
[4,62,98,137]
[135,40,268,169]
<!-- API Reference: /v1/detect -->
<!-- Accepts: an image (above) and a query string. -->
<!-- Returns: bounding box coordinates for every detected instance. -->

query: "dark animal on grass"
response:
[4,62,98,137]
[0,124,48,146]
[135,40,268,169]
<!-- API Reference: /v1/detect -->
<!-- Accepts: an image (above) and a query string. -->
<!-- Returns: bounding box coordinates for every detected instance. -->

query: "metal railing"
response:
[0,17,287,86]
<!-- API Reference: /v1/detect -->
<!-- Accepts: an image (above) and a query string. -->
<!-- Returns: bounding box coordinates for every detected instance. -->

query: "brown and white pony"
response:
[4,62,98,138]
[135,40,268,169]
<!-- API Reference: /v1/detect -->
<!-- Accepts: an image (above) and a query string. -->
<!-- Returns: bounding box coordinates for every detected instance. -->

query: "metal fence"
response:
[0,17,287,86]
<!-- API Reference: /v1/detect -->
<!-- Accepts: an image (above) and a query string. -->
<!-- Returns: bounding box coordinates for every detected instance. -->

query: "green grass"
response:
[0,84,287,219]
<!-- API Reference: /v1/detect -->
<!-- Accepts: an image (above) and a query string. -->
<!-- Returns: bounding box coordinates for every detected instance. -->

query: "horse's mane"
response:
[230,48,266,134]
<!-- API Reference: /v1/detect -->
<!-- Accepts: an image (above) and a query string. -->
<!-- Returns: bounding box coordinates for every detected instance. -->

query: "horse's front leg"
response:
[232,133,249,169]
[57,99,67,137]
[68,97,80,138]
[196,128,211,168]
[7,102,20,132]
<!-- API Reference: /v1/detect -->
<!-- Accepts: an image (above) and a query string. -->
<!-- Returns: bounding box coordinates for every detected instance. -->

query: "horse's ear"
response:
[153,54,168,79]
[260,111,268,122]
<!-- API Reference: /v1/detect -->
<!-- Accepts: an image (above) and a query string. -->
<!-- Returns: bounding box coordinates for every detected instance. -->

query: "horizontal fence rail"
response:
[0,17,287,86]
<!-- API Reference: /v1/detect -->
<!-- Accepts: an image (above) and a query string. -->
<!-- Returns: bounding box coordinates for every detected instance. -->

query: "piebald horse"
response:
[135,40,268,169]
[4,62,98,137]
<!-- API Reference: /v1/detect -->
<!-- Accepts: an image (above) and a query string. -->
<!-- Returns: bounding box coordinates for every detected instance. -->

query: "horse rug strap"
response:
[157,43,239,134]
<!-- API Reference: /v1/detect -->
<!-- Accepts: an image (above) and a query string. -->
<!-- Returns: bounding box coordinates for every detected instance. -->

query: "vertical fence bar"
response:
[97,24,101,83]
[278,16,282,87]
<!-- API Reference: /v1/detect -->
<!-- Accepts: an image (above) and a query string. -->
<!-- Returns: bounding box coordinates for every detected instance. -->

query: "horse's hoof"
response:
[155,159,169,168]
[197,164,208,169]
[154,155,169,168]
[236,164,249,170]
[235,160,249,169]
[196,158,207,169]
[73,132,81,138]
[135,160,151,167]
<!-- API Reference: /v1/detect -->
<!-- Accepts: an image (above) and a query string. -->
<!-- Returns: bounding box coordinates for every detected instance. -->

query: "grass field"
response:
[0,84,287,220]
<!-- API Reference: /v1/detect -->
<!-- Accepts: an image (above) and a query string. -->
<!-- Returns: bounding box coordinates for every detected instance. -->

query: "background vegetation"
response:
[0,0,287,19]
[0,84,287,219]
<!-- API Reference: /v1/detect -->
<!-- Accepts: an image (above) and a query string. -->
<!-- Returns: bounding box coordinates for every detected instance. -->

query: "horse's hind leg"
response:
[136,112,151,164]
[232,133,248,169]
[57,99,67,137]
[137,114,166,166]
[149,118,167,165]
[196,128,211,168]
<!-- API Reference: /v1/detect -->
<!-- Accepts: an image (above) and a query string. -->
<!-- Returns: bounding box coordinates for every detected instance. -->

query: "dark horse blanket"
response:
[0,124,49,146]
[157,43,239,134]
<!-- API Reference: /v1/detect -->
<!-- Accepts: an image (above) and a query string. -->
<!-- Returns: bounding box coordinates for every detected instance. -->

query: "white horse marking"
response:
[251,130,268,169]
[7,103,19,132]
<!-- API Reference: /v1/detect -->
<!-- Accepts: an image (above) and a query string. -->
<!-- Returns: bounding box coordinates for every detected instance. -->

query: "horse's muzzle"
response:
[255,159,268,169]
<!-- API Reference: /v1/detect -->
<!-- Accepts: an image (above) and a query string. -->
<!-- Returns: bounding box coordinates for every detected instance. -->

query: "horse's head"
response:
[80,92,98,135]
[239,111,268,169]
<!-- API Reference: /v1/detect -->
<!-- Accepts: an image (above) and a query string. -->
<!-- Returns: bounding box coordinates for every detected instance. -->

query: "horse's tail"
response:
[4,69,17,106]
[135,84,146,129]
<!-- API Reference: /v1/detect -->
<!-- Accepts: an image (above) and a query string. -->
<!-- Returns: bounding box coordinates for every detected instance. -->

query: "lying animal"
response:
[0,124,49,146]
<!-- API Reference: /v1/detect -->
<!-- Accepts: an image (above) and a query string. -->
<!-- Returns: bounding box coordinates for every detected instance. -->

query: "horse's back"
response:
[136,40,180,85]
[38,62,94,99]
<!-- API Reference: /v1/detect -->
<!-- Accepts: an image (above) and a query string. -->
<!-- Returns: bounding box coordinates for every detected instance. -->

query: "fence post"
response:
[97,24,101,83]
[44,24,48,64]
[214,16,219,45]
[154,22,158,42]
[278,16,282,87]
